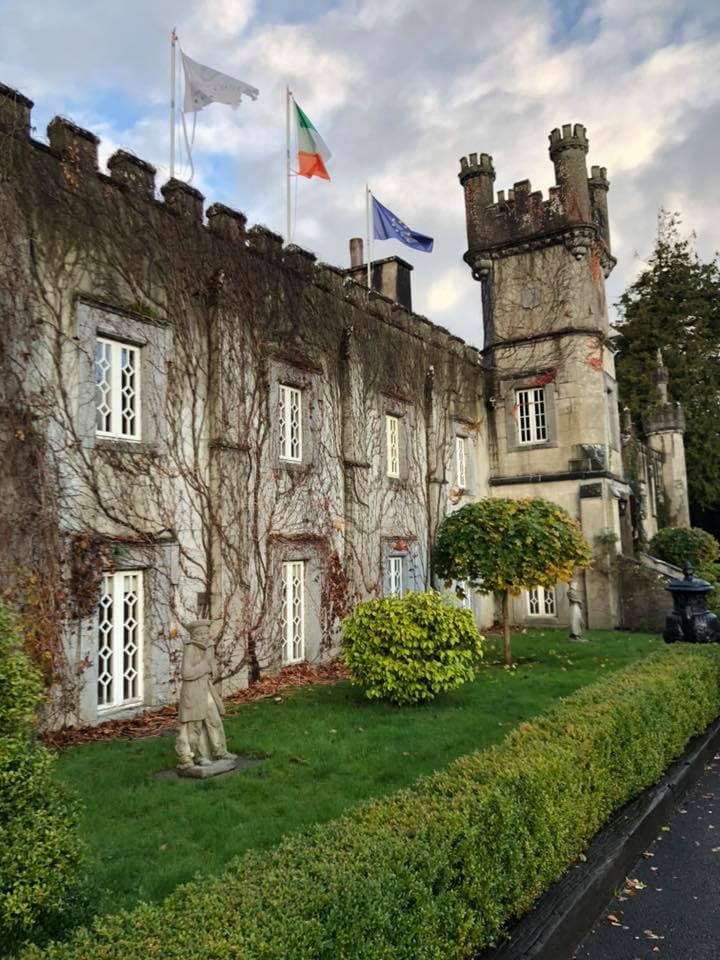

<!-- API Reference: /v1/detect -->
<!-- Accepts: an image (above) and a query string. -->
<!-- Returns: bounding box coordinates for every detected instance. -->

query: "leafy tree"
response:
[433,498,591,666]
[649,526,719,569]
[615,211,720,513]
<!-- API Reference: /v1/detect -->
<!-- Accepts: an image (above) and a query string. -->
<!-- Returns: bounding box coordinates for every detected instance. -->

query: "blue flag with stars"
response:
[372,196,434,252]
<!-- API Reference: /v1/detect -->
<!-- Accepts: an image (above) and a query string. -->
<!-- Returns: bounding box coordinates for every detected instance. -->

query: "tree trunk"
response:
[501,590,512,666]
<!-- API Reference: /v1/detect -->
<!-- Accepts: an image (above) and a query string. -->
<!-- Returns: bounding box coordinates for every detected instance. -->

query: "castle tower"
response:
[643,350,689,528]
[459,124,624,629]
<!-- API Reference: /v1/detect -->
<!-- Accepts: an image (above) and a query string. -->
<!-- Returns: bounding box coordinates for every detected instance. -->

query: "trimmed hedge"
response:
[0,605,83,955]
[24,646,720,960]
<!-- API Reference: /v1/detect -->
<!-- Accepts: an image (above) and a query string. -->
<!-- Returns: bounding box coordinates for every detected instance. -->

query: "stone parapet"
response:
[643,403,685,436]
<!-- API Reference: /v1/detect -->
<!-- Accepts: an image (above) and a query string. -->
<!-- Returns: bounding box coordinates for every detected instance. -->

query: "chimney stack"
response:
[349,237,364,268]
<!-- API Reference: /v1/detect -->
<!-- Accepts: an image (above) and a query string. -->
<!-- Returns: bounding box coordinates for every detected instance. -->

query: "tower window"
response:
[516,387,548,444]
[455,436,467,489]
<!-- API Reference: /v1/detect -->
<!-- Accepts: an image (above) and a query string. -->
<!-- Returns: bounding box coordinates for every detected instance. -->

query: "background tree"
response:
[615,211,720,522]
[433,498,591,666]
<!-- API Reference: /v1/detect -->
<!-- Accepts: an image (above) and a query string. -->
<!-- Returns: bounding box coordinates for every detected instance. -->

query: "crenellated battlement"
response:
[459,121,615,277]
[548,123,588,158]
[0,81,479,367]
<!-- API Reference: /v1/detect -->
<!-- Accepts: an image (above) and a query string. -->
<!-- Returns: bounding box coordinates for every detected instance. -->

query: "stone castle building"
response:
[0,82,689,728]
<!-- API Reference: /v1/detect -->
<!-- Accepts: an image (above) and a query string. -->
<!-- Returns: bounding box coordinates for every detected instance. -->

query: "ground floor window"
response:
[527,585,556,616]
[281,560,305,663]
[97,571,143,709]
[387,556,404,597]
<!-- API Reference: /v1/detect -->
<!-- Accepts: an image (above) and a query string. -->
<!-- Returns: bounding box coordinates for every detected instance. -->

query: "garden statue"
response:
[567,580,586,642]
[176,620,236,775]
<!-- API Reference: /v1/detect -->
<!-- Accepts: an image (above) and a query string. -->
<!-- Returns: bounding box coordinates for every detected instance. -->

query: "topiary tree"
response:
[341,591,484,705]
[649,526,720,570]
[0,602,83,952]
[433,498,591,666]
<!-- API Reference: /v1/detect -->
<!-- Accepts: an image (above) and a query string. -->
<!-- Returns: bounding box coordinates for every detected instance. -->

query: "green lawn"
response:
[55,629,661,917]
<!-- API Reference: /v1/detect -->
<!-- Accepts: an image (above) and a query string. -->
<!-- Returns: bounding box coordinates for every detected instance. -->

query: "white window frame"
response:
[387,556,404,597]
[455,435,468,489]
[96,570,144,710]
[527,585,556,617]
[278,384,302,463]
[516,387,548,445]
[281,560,305,663]
[456,580,472,609]
[386,414,401,478]
[95,336,141,440]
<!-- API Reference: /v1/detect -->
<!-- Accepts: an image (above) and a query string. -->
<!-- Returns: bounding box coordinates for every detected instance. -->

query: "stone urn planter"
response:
[664,562,720,644]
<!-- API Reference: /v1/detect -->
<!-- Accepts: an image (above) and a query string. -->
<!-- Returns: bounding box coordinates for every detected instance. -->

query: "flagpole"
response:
[170,28,177,180]
[286,86,292,241]
[366,184,371,292]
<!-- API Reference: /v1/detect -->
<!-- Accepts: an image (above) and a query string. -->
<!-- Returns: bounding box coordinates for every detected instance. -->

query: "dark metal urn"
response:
[664,562,720,644]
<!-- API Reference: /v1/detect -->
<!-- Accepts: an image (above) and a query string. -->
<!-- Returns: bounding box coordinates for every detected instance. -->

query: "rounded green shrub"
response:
[0,603,84,953]
[649,526,720,569]
[341,590,484,705]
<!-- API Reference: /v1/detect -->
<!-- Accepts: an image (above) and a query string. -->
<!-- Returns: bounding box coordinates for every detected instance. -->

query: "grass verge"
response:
[54,630,656,915]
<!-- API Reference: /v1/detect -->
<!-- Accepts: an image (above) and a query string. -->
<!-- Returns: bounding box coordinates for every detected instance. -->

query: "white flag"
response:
[181,51,259,113]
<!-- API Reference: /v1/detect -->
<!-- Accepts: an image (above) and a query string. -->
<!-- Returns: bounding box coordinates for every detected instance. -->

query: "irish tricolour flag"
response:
[295,102,331,180]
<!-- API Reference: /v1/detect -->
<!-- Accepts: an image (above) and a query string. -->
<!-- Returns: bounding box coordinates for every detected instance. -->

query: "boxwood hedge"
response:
[23,645,720,960]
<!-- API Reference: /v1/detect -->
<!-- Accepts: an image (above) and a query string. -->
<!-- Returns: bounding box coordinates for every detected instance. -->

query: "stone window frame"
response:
[76,298,171,455]
[380,395,413,485]
[502,374,559,454]
[269,359,320,472]
[449,419,478,498]
[381,536,422,596]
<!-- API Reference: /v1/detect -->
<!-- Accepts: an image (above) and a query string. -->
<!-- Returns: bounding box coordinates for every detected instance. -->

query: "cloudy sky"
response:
[1,0,719,344]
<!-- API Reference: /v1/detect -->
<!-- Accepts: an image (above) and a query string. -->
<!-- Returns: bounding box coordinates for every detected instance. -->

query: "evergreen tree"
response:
[615,211,720,512]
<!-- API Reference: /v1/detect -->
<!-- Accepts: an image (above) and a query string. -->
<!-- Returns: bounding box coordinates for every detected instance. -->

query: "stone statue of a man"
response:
[567,580,587,642]
[176,620,235,770]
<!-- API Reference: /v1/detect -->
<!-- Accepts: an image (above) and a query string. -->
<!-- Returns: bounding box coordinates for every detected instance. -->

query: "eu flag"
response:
[372,197,434,253]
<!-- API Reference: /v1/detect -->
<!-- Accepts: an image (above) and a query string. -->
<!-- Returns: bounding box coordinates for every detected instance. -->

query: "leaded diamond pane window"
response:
[279,385,302,462]
[387,556,403,597]
[527,585,556,617]
[455,436,467,489]
[95,337,140,440]
[96,571,144,709]
[386,415,400,478]
[281,561,305,663]
[516,387,548,444]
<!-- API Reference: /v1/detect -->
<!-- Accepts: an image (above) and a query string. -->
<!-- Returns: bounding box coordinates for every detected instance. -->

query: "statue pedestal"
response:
[177,755,238,779]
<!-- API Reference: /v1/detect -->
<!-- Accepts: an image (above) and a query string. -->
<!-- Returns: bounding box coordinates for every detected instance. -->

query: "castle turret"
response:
[588,165,611,252]
[548,123,592,223]
[643,350,689,527]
